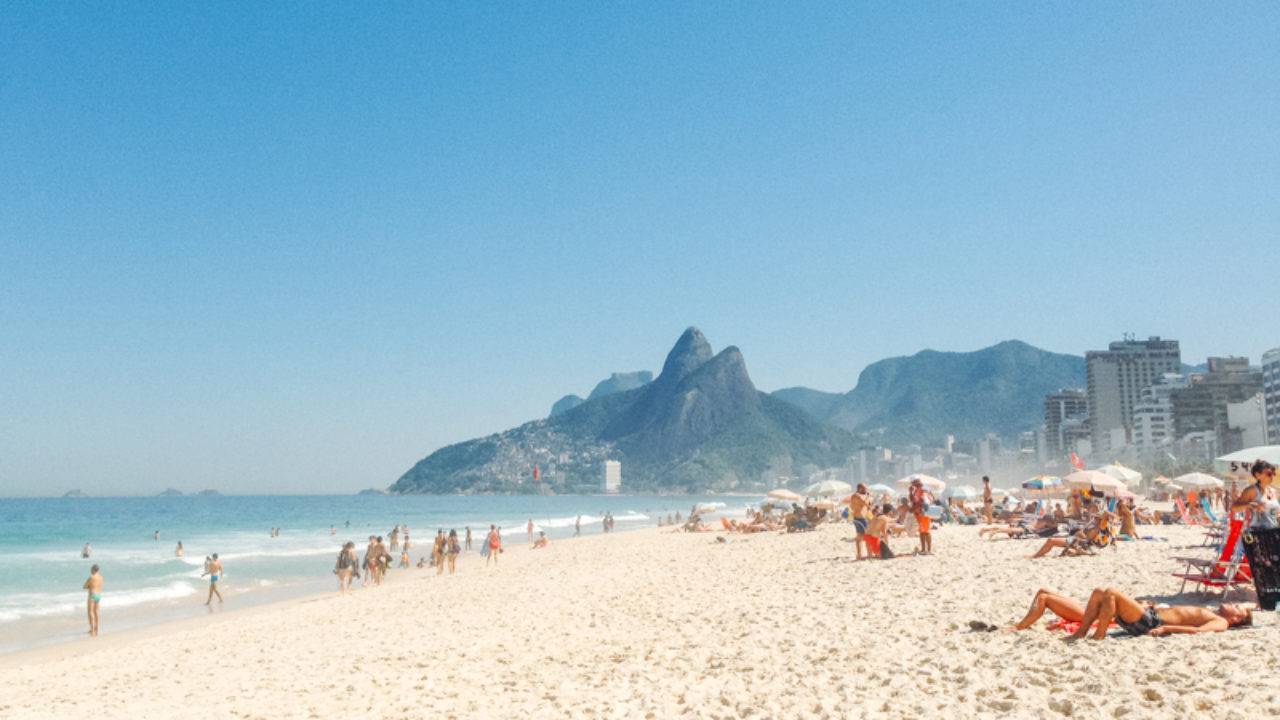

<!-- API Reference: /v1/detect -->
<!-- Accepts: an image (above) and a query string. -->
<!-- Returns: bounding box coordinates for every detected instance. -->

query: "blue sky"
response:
[2,4,1277,495]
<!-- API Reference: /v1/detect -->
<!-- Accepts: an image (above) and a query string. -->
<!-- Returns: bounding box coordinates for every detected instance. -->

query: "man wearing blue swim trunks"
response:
[203,553,224,605]
[850,484,873,561]
[83,564,103,636]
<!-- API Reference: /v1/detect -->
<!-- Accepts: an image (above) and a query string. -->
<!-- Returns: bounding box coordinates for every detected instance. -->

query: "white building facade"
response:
[1264,347,1279,445]
[601,460,622,494]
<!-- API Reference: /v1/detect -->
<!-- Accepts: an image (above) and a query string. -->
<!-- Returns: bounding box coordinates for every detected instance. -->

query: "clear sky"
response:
[2,4,1277,496]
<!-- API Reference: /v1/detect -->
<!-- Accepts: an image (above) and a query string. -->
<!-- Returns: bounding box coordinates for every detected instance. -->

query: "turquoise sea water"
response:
[0,493,754,652]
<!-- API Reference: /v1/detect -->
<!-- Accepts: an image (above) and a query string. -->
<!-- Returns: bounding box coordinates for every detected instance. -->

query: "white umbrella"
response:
[1064,470,1126,494]
[1215,446,1280,478]
[1098,464,1142,484]
[946,485,979,500]
[766,488,803,503]
[803,480,853,499]
[990,487,1010,498]
[867,483,897,497]
[1171,472,1224,490]
[896,474,946,493]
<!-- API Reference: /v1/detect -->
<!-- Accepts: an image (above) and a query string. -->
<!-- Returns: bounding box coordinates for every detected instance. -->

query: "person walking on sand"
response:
[335,542,359,593]
[465,526,473,551]
[202,553,224,605]
[447,529,461,574]
[434,530,447,575]
[982,476,994,524]
[83,564,103,636]
[574,515,582,536]
[485,524,502,566]
[850,484,873,560]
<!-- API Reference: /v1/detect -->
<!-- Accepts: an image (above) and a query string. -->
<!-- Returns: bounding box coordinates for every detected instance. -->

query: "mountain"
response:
[394,328,855,494]
[549,371,653,417]
[549,394,585,417]
[62,489,87,498]
[773,340,1086,445]
[157,488,184,496]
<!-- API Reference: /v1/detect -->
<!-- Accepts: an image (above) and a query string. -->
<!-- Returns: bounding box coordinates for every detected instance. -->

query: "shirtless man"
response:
[982,476,994,524]
[202,553,223,605]
[83,564,103,636]
[864,504,898,560]
[1010,587,1251,640]
[532,531,549,549]
[849,484,873,560]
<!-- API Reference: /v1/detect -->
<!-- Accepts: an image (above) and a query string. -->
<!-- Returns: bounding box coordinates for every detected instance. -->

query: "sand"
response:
[1,521,1277,719]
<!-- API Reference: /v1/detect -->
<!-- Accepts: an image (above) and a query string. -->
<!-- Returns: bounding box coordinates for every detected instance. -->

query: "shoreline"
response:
[3,522,1277,719]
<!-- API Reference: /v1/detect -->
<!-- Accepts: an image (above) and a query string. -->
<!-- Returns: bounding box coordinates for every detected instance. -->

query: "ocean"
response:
[0,493,756,653]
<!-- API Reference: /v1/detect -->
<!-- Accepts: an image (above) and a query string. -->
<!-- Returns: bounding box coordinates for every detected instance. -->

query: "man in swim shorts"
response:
[850,484,873,560]
[909,479,933,555]
[982,476,993,524]
[1009,587,1251,639]
[203,553,223,605]
[83,564,103,636]
[865,504,897,560]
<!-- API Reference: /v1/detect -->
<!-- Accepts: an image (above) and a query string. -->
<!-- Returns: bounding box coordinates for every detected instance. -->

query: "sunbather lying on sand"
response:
[980,517,1058,540]
[1008,587,1251,640]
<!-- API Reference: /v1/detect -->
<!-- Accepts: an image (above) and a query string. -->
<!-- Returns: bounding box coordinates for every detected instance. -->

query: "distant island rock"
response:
[195,489,221,496]
[357,488,389,496]
[549,371,653,417]
[62,489,87,498]
[157,488,184,496]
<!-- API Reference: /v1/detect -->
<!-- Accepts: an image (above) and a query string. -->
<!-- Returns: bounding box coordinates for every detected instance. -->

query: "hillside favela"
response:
[2,5,1279,720]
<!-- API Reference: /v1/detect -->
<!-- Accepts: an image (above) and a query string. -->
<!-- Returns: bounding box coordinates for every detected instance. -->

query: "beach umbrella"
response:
[803,480,853,499]
[1215,446,1280,478]
[1114,488,1137,501]
[1099,464,1143,486]
[867,483,897,497]
[767,488,803,503]
[1171,472,1224,491]
[1152,475,1172,485]
[946,485,979,500]
[1064,470,1125,493]
[896,474,946,493]
[1021,475,1062,490]
[811,500,836,510]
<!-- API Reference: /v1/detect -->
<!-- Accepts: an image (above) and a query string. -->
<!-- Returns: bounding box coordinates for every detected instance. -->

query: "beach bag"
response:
[1243,526,1280,611]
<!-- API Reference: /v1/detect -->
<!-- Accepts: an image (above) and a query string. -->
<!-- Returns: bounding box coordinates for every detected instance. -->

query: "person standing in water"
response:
[81,542,91,559]
[154,530,160,541]
[574,515,582,536]
[465,526,473,551]
[527,519,535,544]
[83,564,103,636]
[175,541,184,558]
[202,553,223,605]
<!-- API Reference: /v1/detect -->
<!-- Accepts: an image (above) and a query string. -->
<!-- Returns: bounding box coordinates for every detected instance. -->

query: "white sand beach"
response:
[1,522,1276,720]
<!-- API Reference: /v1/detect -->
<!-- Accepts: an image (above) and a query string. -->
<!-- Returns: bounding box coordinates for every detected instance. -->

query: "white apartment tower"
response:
[1132,373,1188,456]
[601,460,622,494]
[1086,337,1181,454]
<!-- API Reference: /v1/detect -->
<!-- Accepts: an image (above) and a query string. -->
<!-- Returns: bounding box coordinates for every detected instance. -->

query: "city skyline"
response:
[3,4,1278,495]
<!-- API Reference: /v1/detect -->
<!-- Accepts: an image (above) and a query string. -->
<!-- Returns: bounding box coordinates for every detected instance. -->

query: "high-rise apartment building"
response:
[1132,373,1187,456]
[601,460,622,494]
[1044,389,1088,459]
[1171,357,1264,455]
[1264,347,1280,445]
[1086,337,1181,453]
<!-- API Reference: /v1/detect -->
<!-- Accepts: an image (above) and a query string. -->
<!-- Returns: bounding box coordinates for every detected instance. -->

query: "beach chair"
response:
[1172,517,1252,594]
[1173,497,1193,524]
[1200,497,1221,525]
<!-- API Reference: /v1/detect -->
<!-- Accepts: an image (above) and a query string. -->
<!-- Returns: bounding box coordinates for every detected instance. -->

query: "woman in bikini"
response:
[335,541,359,593]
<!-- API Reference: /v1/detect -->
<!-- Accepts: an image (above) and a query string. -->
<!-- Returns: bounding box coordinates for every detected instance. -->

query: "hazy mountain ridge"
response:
[393,329,855,494]
[773,340,1086,445]
[549,371,653,417]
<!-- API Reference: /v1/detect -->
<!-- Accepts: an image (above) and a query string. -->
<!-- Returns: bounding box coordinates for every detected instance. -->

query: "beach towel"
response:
[1046,619,1116,634]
